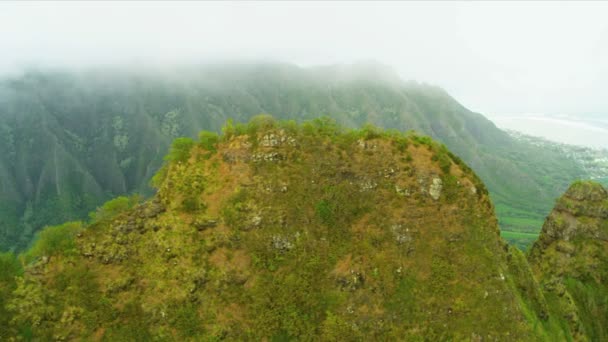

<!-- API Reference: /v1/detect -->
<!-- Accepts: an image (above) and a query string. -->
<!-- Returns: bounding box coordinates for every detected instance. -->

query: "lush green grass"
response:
[501,216,545,231]
[495,201,545,249]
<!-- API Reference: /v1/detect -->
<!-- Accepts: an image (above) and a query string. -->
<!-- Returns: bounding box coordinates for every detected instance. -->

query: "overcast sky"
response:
[1,1,607,117]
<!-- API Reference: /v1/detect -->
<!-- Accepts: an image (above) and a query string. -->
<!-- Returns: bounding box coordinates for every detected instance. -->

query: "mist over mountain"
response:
[0,63,589,251]
[2,2,608,116]
[489,114,608,149]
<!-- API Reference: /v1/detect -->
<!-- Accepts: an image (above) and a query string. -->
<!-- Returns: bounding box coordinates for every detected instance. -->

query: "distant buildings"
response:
[507,130,608,180]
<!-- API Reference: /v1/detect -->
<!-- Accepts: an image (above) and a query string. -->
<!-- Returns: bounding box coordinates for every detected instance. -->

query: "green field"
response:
[499,215,544,232]
[501,230,539,251]
[494,201,546,250]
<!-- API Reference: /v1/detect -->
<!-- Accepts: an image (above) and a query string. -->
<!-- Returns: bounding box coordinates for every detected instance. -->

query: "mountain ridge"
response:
[0,117,547,340]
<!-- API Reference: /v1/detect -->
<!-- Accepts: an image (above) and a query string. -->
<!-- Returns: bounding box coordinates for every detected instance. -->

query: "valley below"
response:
[488,126,608,249]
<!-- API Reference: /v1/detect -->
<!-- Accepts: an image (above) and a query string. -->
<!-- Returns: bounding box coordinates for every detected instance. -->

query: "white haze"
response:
[1,1,608,118]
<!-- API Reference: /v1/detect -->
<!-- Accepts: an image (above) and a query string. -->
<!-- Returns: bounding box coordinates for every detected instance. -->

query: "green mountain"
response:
[0,118,562,340]
[0,63,586,251]
[1,119,605,340]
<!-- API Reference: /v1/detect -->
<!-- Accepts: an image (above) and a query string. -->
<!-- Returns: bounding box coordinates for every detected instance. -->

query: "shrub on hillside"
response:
[23,222,83,263]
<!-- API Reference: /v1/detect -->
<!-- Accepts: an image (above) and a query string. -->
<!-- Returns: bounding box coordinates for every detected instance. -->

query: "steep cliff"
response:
[529,181,608,341]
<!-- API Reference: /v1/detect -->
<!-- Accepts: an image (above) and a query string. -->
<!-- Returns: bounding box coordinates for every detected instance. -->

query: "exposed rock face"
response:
[531,181,608,251]
[429,177,443,200]
[528,181,608,341]
[259,130,297,148]
[563,181,608,202]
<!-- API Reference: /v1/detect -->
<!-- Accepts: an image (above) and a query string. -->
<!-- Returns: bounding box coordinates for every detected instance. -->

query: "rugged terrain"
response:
[2,118,606,340]
[528,181,608,341]
[501,131,608,249]
[0,63,586,251]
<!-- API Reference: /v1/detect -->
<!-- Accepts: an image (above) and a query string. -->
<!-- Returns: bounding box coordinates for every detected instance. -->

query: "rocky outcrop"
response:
[531,181,608,251]
[429,177,443,200]
[528,181,608,341]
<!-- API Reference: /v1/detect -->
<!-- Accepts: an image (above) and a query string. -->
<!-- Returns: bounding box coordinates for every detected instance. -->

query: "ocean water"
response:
[487,115,608,149]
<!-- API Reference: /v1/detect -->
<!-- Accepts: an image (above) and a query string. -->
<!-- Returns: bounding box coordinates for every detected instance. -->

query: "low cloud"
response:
[1,1,607,116]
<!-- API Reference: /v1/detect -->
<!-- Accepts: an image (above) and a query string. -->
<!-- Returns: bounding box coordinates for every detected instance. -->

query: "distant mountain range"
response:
[0,63,590,250]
